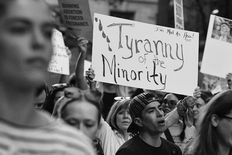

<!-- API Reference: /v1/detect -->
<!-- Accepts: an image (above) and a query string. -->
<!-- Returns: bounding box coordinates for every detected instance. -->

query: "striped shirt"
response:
[0,117,95,155]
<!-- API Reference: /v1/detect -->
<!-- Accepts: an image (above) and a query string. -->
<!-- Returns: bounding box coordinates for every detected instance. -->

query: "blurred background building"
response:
[47,0,232,61]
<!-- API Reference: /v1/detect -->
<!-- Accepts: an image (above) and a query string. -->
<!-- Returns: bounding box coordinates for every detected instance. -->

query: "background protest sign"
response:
[174,0,184,30]
[58,0,93,41]
[84,60,91,76]
[48,29,70,75]
[92,13,199,96]
[201,15,232,78]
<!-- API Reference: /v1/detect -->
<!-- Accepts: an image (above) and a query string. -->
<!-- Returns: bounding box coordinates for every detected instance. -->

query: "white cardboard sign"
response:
[201,15,232,78]
[48,29,70,75]
[92,13,199,96]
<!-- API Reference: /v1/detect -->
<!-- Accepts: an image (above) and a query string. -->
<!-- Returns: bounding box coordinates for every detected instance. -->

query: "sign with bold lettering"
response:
[48,29,70,75]
[92,13,199,96]
[58,0,93,41]
[174,0,184,30]
[201,15,232,78]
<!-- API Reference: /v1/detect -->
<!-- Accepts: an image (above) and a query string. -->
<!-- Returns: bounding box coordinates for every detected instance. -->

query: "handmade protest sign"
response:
[84,60,91,76]
[174,0,184,30]
[201,15,232,78]
[92,13,199,96]
[48,29,70,75]
[58,0,93,41]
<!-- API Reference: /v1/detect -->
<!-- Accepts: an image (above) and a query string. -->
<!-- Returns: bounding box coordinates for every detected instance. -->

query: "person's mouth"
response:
[26,57,48,69]
[122,120,131,125]
[122,121,130,124]
[193,111,199,117]
[158,119,165,126]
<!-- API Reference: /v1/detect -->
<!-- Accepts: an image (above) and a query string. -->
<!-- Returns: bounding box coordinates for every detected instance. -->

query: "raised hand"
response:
[193,86,201,99]
[77,37,88,54]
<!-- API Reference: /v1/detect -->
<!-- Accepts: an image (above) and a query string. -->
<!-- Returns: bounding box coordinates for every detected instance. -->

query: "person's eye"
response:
[66,119,78,126]
[196,104,202,108]
[43,28,52,40]
[118,110,125,115]
[148,109,155,113]
[85,123,94,128]
[9,25,29,34]
[170,101,176,106]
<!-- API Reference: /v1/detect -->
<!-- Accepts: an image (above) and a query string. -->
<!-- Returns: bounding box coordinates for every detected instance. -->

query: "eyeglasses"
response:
[222,115,232,120]
[162,99,177,107]
[54,87,101,117]
[63,87,101,104]
[63,87,82,99]
[52,83,69,89]
[114,96,130,101]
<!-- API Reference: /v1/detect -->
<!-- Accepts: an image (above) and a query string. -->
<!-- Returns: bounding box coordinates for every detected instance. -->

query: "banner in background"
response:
[174,0,184,30]
[92,13,199,96]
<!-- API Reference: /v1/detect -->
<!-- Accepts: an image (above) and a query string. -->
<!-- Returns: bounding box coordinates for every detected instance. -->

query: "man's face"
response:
[140,101,166,134]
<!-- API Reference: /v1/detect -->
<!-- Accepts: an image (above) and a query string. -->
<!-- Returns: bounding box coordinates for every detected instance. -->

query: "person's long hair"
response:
[193,90,232,155]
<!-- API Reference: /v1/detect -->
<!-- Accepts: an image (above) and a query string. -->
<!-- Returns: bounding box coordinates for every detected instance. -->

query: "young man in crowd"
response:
[116,92,182,155]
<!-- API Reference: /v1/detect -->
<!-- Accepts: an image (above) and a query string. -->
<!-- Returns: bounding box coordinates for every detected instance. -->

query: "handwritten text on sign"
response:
[92,14,199,96]
[48,29,70,75]
[58,0,93,41]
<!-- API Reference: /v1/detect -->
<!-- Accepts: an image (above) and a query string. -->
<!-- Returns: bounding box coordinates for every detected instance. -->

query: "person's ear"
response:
[134,117,143,127]
[211,114,219,127]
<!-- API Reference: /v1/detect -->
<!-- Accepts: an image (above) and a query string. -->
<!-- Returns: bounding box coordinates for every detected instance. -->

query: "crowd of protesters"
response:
[0,0,232,155]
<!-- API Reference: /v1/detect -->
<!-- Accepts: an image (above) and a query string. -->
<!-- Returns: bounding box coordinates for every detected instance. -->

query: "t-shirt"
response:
[0,117,95,155]
[116,135,182,155]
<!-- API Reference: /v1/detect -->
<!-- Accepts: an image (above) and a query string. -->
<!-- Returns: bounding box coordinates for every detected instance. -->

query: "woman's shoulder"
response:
[40,112,92,143]
[0,112,95,155]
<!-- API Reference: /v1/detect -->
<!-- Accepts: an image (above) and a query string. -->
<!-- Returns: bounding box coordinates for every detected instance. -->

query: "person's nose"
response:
[31,28,45,50]
[193,105,198,111]
[79,123,85,132]
[123,111,130,118]
[73,121,80,130]
[156,108,164,117]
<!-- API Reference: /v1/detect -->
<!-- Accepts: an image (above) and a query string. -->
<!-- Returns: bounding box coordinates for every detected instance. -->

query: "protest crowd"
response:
[1,0,232,155]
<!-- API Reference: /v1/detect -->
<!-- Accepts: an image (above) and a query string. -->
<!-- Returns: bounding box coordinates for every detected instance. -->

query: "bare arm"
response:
[74,38,89,90]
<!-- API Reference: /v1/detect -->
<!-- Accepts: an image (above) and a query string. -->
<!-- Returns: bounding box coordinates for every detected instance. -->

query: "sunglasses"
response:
[63,87,101,104]
[114,96,130,101]
[162,99,177,106]
[52,83,69,89]
[222,115,232,120]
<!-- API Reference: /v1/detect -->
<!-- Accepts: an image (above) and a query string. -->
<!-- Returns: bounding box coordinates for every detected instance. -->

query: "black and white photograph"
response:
[0,0,232,155]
